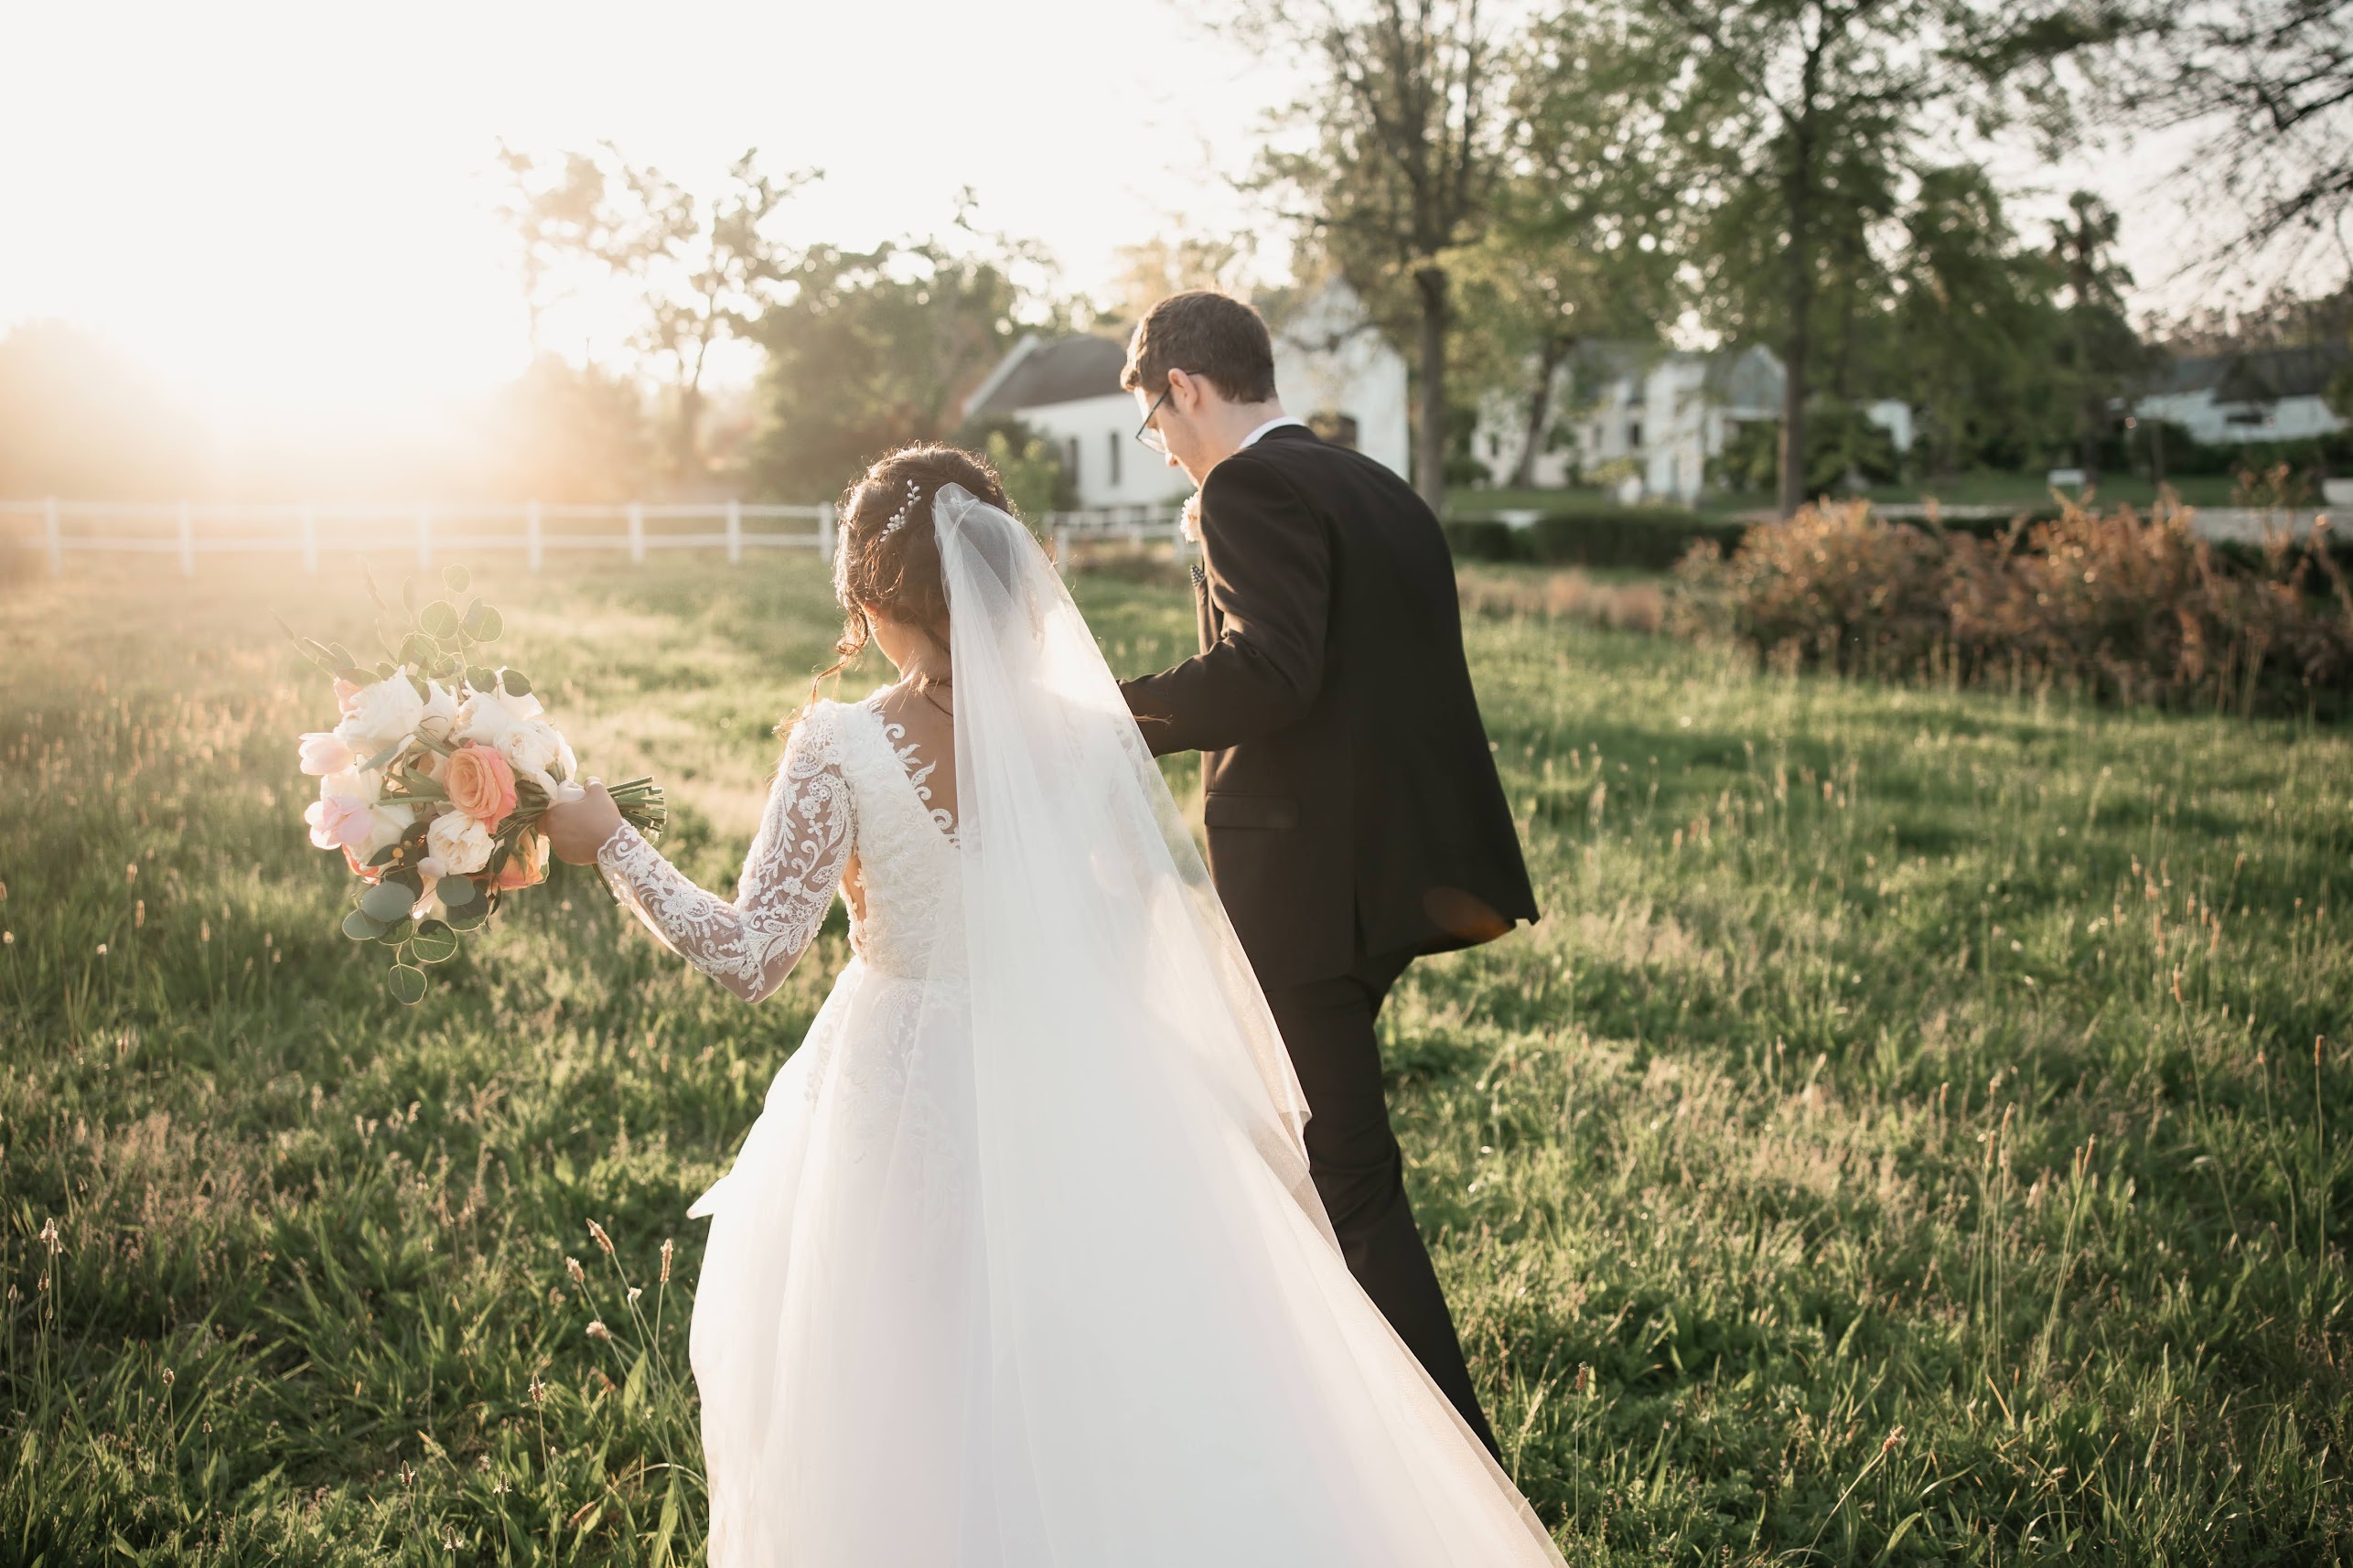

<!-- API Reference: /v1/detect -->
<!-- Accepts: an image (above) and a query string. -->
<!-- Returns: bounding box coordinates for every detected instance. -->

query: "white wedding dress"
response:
[594,486,1565,1567]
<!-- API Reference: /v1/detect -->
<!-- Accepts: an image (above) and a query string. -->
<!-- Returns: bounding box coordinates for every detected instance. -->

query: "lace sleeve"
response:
[594,703,853,1003]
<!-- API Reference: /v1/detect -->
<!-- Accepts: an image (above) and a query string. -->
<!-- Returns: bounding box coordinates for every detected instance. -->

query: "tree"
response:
[1460,1,1684,489]
[1250,0,1511,508]
[496,145,814,487]
[2047,190,2144,484]
[750,235,1063,500]
[1886,165,2066,480]
[2121,1,2353,278]
[1633,0,2112,514]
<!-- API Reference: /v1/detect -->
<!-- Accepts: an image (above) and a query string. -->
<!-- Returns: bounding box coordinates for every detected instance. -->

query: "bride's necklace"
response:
[907,670,953,718]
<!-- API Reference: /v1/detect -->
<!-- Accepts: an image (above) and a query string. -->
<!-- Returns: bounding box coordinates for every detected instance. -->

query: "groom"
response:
[1118,291,1538,1455]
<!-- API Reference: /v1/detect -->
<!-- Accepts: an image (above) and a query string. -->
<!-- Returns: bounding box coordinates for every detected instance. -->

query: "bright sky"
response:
[0,1,2258,452]
[0,0,1292,437]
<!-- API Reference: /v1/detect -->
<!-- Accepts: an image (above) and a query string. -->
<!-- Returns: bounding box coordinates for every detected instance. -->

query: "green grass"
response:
[4,551,2351,1563]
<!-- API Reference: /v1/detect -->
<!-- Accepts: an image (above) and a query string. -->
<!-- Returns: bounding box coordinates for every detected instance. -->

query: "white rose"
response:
[456,688,528,750]
[319,767,383,807]
[361,802,414,858]
[427,810,494,875]
[297,731,355,777]
[418,679,460,740]
[335,675,426,754]
[499,719,566,794]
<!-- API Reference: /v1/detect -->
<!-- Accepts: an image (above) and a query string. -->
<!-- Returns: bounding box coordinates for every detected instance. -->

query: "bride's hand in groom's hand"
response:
[543,779,625,865]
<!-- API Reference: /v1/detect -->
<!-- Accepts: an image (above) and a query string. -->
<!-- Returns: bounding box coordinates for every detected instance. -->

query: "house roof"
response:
[964,334,1128,419]
[2154,344,2351,402]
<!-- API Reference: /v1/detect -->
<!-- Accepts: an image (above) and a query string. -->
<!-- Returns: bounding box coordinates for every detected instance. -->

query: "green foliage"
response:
[5,553,2352,1563]
[749,241,1058,501]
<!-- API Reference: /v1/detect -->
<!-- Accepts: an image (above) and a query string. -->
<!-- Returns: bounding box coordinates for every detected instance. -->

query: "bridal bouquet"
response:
[284,564,664,1002]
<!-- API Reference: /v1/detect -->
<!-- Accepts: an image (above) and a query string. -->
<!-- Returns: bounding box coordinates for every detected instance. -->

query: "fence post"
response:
[726,499,743,564]
[415,504,434,571]
[817,503,835,565]
[43,497,60,578]
[527,501,543,573]
[628,502,646,565]
[177,500,196,578]
[300,503,318,574]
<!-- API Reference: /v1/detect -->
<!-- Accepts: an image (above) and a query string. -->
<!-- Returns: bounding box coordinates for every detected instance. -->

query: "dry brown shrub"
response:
[1674,495,2353,715]
[1459,566,1670,635]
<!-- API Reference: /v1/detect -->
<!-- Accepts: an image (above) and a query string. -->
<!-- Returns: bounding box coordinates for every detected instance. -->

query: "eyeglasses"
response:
[1134,387,1174,456]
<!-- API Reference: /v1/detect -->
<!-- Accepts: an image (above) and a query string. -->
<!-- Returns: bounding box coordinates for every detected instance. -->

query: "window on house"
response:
[1067,436,1081,486]
[1107,430,1122,488]
[1628,421,1644,451]
[1309,411,1359,449]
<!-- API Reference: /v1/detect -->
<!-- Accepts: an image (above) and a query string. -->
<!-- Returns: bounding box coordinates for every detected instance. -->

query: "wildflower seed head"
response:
[628,1286,642,1305]
[161,1367,175,1386]
[587,1219,614,1256]
[38,1217,60,1255]
[529,1372,547,1406]
[565,1256,585,1286]
[586,1319,612,1342]
[660,1238,673,1283]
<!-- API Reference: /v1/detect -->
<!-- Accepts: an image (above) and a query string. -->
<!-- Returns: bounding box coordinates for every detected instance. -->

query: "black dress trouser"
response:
[1261,949,1502,1458]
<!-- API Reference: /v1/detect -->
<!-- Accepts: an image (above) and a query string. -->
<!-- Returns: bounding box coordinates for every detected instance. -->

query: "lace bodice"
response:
[596,696,961,997]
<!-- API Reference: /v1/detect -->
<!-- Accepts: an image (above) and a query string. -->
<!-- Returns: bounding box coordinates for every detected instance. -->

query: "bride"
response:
[541,443,1565,1566]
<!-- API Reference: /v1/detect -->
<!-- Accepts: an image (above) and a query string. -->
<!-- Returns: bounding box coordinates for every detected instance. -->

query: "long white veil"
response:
[926,484,1563,1565]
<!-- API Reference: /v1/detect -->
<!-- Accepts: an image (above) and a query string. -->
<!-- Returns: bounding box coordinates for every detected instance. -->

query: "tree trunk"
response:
[1413,264,1450,511]
[1509,335,1570,490]
[1778,136,1816,519]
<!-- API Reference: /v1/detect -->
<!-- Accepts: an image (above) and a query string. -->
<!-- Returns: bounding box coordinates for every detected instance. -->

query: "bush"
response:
[1676,497,2353,716]
[1446,507,1749,572]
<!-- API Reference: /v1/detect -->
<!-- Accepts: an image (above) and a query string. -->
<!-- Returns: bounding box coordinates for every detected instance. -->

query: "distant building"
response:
[1474,342,1912,502]
[962,280,1410,509]
[2133,345,2349,445]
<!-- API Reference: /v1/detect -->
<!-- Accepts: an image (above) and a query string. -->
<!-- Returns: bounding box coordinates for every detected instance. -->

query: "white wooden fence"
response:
[1,498,1190,578]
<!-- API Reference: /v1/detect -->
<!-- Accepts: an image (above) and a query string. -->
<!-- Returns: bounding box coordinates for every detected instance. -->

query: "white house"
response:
[2132,345,2349,446]
[1474,342,1913,502]
[961,281,1411,509]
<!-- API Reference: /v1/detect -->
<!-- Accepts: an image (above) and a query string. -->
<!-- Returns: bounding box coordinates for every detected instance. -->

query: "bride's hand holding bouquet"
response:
[284,564,664,1002]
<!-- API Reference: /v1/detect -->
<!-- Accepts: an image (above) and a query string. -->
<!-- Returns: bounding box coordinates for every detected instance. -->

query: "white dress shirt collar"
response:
[1239,414,1309,450]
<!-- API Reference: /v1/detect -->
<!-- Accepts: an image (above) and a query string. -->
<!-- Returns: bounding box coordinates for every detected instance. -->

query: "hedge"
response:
[1444,506,1750,572]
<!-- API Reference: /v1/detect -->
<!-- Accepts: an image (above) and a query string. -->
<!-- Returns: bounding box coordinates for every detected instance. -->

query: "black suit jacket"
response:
[1120,424,1539,988]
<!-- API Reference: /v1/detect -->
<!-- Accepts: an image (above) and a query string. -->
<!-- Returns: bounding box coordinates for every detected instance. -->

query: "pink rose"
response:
[443,744,518,828]
[333,677,362,716]
[305,794,373,852]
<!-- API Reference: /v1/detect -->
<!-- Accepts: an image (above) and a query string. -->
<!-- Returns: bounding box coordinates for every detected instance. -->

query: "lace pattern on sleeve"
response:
[595,704,853,1002]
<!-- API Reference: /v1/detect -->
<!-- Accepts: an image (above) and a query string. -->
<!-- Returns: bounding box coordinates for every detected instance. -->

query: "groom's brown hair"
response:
[1122,291,1278,404]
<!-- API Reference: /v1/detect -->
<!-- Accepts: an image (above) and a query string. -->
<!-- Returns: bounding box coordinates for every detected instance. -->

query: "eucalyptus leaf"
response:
[399,633,435,667]
[328,641,356,668]
[437,875,478,907]
[374,660,396,680]
[443,900,489,932]
[463,603,503,642]
[419,601,459,639]
[467,665,497,692]
[500,669,533,697]
[375,918,415,947]
[359,736,409,772]
[411,920,460,964]
[360,881,416,924]
[442,564,470,593]
[387,964,427,1004]
[341,908,387,941]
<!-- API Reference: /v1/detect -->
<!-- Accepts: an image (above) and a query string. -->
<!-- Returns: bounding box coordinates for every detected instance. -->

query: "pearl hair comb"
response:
[883,479,923,536]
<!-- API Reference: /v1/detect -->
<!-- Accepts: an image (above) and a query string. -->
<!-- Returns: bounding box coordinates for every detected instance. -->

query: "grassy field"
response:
[4,547,2351,1563]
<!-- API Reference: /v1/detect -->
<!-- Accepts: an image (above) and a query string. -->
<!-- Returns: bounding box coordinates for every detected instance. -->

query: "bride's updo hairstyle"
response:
[788,443,1015,731]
